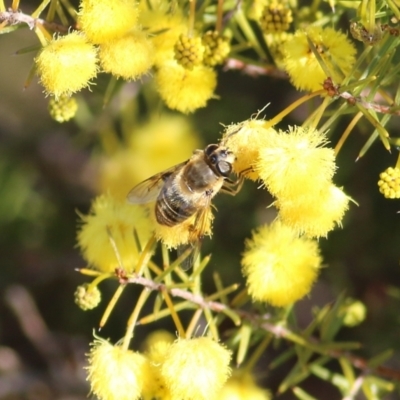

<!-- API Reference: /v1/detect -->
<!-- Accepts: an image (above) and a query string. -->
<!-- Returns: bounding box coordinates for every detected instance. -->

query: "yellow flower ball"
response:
[342,299,367,327]
[139,9,187,66]
[242,220,322,306]
[143,329,176,352]
[77,193,153,273]
[154,209,214,249]
[161,337,232,400]
[282,26,356,91]
[35,32,98,97]
[222,120,277,181]
[276,184,351,238]
[99,30,154,80]
[219,372,271,400]
[256,126,336,199]
[142,334,173,400]
[86,338,150,400]
[79,0,139,44]
[155,61,217,113]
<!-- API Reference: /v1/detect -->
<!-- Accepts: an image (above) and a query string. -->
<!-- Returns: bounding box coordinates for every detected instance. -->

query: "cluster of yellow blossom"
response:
[223,119,351,306]
[77,193,154,273]
[35,0,152,98]
[242,221,322,306]
[223,121,350,238]
[86,335,232,400]
[281,26,357,92]
[35,0,232,113]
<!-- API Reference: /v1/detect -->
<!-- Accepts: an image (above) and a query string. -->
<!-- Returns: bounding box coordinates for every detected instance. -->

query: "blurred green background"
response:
[1,16,400,400]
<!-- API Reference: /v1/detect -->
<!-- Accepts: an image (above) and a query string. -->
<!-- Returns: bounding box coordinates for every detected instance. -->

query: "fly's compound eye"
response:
[205,144,219,157]
[217,161,232,176]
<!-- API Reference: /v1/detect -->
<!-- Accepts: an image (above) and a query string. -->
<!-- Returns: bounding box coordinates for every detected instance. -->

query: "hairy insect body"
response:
[156,157,225,227]
[127,144,237,241]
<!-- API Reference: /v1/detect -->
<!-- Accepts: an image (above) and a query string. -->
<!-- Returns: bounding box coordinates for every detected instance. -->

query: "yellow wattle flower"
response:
[35,32,98,97]
[222,119,277,181]
[77,193,153,273]
[256,126,336,199]
[99,30,154,80]
[242,220,322,306]
[219,372,271,400]
[161,337,232,400]
[276,184,351,238]
[282,26,356,91]
[155,60,217,113]
[79,0,139,44]
[86,338,150,400]
[142,335,173,400]
[153,209,214,249]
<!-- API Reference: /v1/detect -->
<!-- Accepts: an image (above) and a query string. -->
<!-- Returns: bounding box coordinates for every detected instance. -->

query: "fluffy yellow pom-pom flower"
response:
[282,26,356,91]
[222,119,277,181]
[79,0,139,44]
[219,372,271,400]
[276,184,351,238]
[35,32,97,97]
[242,220,322,306]
[256,126,336,199]
[142,333,174,400]
[155,61,217,113]
[99,30,154,80]
[161,337,232,400]
[86,338,149,400]
[77,193,153,273]
[154,208,214,249]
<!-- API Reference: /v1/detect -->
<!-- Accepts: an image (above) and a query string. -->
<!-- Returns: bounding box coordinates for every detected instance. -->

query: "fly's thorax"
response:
[183,155,223,192]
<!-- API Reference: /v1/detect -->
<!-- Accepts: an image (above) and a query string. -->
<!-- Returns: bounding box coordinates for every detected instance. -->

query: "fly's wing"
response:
[127,162,187,204]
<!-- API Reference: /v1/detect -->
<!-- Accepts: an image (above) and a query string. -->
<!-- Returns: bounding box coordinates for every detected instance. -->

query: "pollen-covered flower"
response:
[276,184,350,237]
[86,338,149,400]
[99,30,154,80]
[77,193,153,273]
[378,166,400,198]
[139,9,187,66]
[142,333,173,400]
[222,119,277,181]
[79,0,139,44]
[35,32,97,97]
[219,372,271,400]
[143,330,175,356]
[98,114,201,201]
[282,26,356,91]
[154,209,214,249]
[161,337,232,400]
[256,126,336,198]
[155,60,217,113]
[242,220,322,306]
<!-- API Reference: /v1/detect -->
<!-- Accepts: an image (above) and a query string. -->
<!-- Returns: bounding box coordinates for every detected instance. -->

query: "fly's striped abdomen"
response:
[155,184,197,226]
